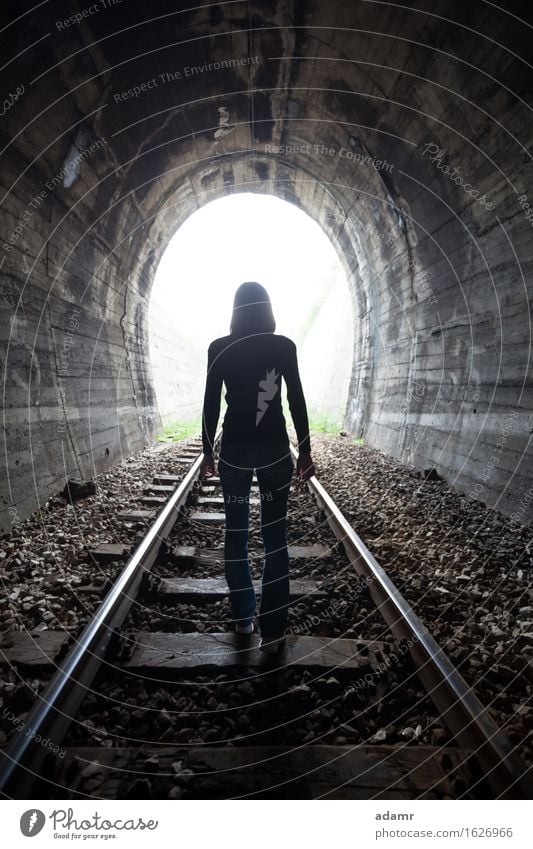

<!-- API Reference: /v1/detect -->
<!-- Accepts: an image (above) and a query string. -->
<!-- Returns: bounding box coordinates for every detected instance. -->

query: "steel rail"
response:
[291,444,531,799]
[0,443,205,797]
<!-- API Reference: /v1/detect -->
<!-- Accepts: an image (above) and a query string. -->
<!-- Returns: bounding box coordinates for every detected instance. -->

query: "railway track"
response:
[0,437,530,800]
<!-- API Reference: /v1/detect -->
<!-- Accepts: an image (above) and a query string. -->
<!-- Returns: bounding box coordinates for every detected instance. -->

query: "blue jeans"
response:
[218,441,294,636]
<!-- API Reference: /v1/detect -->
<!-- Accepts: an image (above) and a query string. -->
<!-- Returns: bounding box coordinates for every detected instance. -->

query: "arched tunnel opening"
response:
[1,1,531,528]
[0,0,532,808]
[148,192,353,437]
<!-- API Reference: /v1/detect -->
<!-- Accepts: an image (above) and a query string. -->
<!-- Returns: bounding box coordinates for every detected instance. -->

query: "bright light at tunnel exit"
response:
[148,193,354,434]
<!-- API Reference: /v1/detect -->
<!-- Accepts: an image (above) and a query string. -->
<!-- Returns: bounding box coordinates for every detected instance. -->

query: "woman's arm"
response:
[201,341,223,474]
[284,340,315,480]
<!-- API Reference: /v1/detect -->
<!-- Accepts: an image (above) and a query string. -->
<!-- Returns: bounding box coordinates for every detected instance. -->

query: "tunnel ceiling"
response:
[1,0,532,529]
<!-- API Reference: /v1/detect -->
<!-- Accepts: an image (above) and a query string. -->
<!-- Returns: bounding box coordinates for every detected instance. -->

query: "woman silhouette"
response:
[200,282,315,653]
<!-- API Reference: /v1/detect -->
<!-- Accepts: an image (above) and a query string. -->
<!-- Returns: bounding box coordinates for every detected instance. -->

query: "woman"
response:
[200,282,315,653]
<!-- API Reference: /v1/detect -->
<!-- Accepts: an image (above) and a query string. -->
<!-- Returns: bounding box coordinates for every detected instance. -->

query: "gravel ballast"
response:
[1,432,531,773]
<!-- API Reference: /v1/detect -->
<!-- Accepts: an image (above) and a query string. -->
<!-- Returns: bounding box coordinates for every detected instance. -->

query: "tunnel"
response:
[1,0,532,532]
[1,0,533,810]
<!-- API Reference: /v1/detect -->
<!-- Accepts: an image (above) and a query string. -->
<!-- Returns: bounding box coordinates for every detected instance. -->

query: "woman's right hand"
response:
[200,453,216,478]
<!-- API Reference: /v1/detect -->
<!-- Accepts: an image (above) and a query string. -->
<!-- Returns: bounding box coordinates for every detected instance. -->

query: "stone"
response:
[61,480,97,503]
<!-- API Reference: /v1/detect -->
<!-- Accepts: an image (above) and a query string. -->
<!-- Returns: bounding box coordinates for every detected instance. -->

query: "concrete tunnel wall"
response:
[1,0,532,533]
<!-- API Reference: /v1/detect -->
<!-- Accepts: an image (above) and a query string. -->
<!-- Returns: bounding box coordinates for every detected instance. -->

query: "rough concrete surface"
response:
[1,0,532,530]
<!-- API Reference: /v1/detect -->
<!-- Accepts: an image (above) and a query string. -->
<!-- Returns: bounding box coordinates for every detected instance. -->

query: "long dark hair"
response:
[230,282,276,335]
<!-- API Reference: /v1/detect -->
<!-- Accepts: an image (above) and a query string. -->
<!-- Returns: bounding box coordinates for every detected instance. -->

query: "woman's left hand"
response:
[200,454,216,478]
[296,452,315,481]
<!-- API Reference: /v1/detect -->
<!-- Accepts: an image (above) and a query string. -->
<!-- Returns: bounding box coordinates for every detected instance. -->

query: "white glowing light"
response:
[150,193,341,343]
[148,192,353,430]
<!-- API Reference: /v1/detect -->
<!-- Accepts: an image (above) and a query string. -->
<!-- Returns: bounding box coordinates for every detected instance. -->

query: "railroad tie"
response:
[144,484,176,495]
[149,576,329,603]
[88,543,130,564]
[117,510,156,522]
[121,633,383,674]
[190,512,226,524]
[171,544,331,563]
[54,744,477,800]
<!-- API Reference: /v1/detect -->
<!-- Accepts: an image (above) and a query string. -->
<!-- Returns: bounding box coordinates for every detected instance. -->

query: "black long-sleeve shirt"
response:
[201,333,311,455]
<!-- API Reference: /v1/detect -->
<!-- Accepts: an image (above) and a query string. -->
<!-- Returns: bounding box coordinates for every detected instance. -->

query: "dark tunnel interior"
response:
[1,3,532,527]
[1,0,533,814]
